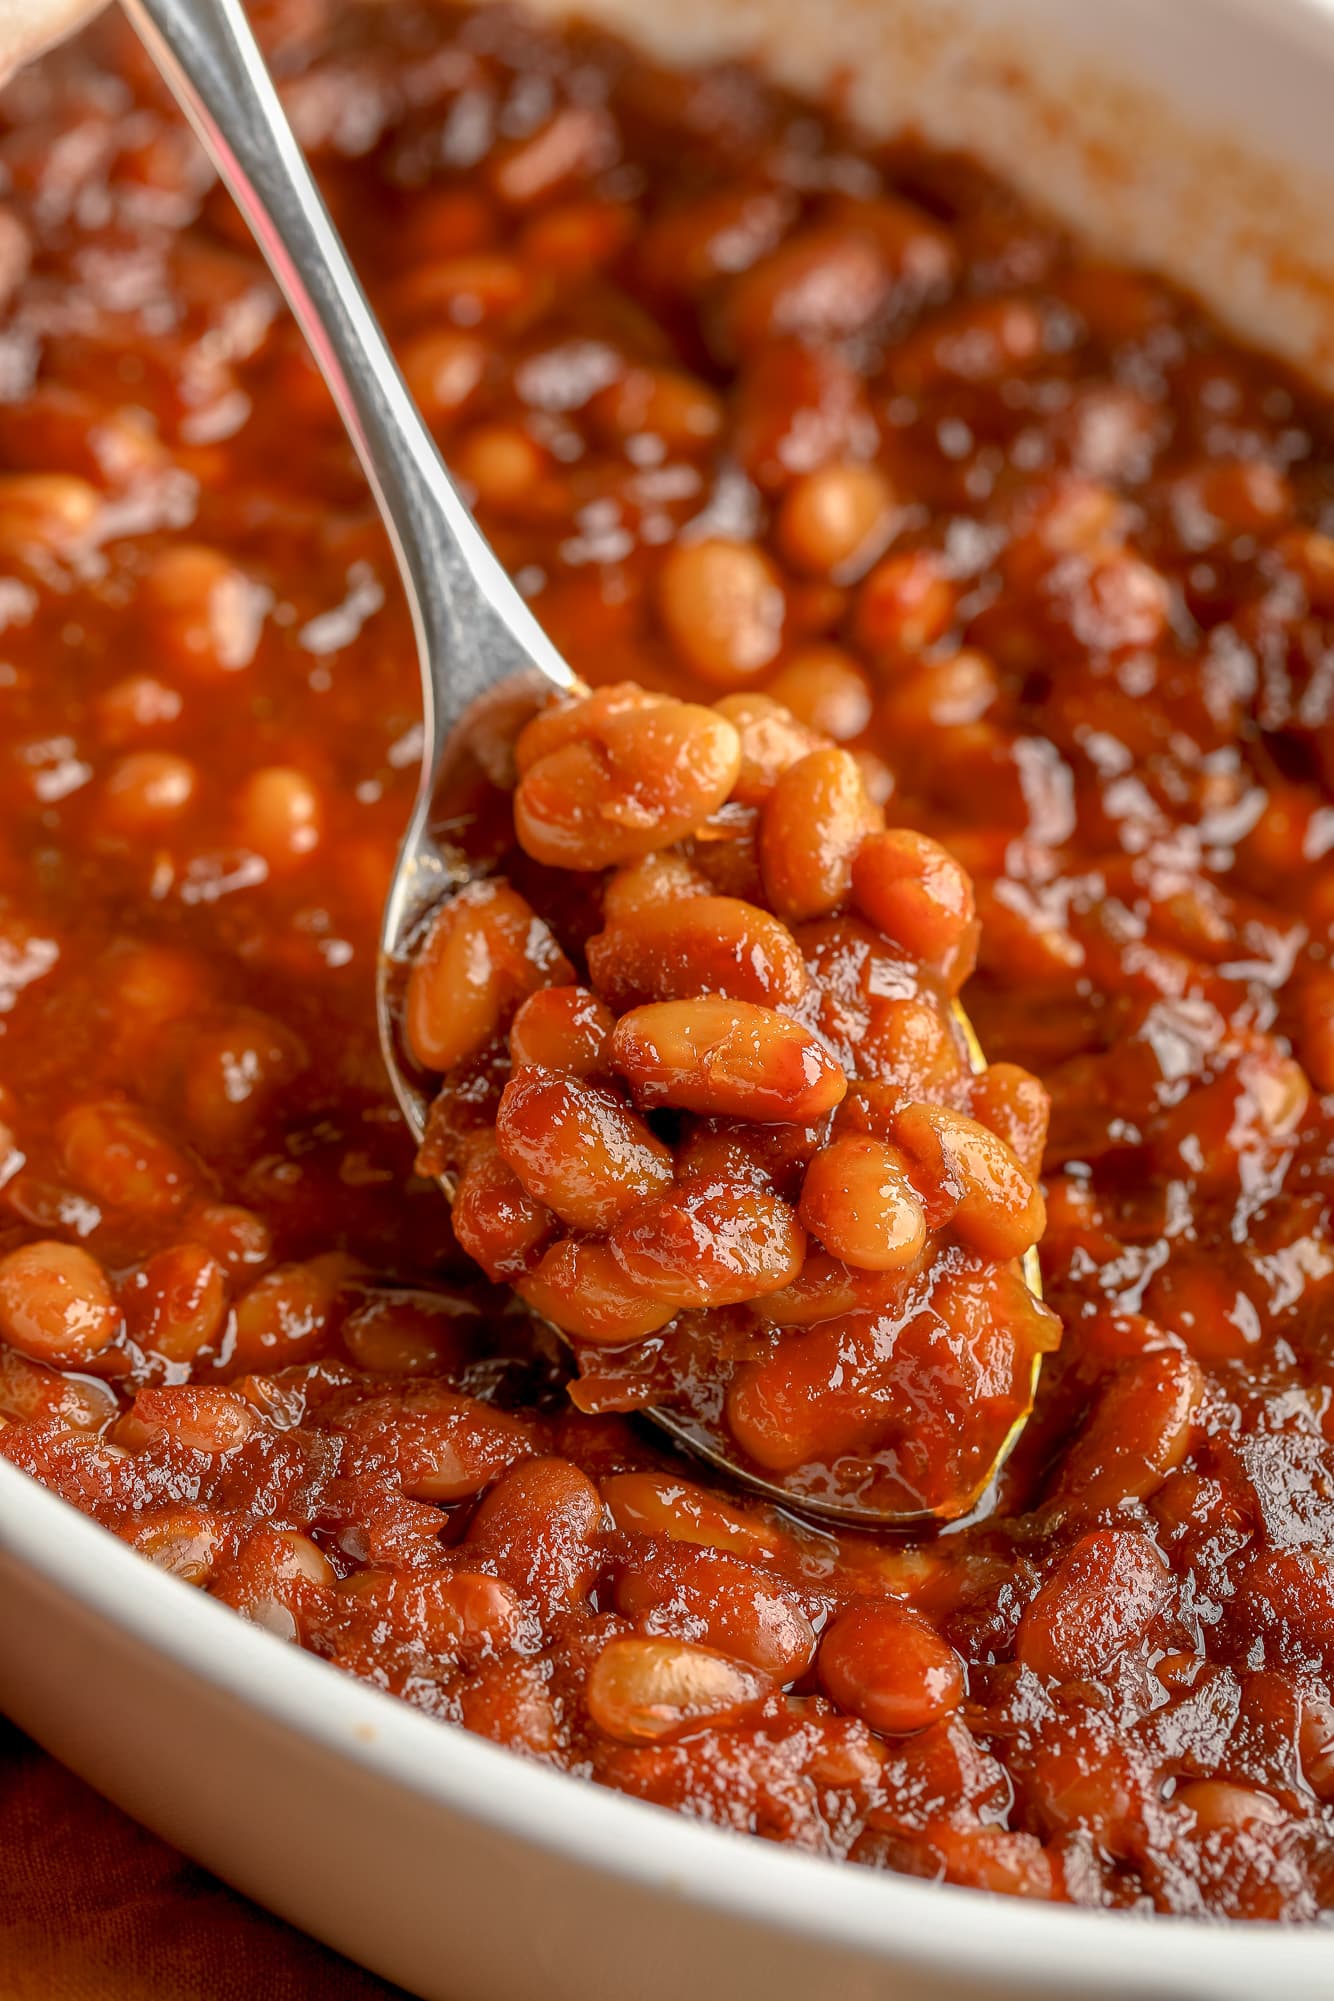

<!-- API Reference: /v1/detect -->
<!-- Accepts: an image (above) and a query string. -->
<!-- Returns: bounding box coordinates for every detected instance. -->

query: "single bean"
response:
[609,996,846,1122]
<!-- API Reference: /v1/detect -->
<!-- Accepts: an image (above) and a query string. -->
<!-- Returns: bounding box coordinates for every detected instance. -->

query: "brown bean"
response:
[891,1102,1046,1260]
[1017,1529,1171,1683]
[776,462,899,581]
[609,997,846,1122]
[452,1144,558,1281]
[717,225,893,356]
[818,1602,964,1734]
[514,685,741,869]
[601,1470,791,1562]
[711,694,824,806]
[405,879,574,1074]
[586,1636,771,1743]
[0,1240,120,1366]
[508,985,614,1076]
[602,850,712,922]
[851,829,979,987]
[607,1178,806,1307]
[655,538,786,688]
[616,1547,817,1680]
[798,1135,928,1271]
[759,747,881,923]
[496,1070,673,1231]
[519,1239,677,1346]
[587,897,808,1011]
[766,646,873,743]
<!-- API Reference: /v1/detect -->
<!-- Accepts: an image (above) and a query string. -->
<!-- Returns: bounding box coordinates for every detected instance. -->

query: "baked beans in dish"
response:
[404,678,1056,1517]
[2,0,1334,1921]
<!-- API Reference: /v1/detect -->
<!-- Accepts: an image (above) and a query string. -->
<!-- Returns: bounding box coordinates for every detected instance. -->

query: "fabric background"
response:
[0,1718,406,1999]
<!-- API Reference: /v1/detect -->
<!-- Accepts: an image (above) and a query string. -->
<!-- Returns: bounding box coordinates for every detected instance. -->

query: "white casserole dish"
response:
[5,0,1334,1994]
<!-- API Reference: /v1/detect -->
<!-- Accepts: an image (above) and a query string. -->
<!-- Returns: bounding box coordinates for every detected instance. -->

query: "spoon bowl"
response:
[127,0,1045,1531]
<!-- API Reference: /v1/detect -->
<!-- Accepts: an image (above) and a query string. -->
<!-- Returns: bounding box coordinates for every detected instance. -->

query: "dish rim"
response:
[3,1459,1330,1990]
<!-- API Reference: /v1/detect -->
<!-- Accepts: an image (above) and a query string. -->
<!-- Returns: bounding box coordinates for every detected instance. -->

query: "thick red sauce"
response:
[3,0,1334,1921]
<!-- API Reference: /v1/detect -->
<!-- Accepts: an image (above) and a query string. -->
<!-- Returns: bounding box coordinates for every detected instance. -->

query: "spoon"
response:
[123,0,1043,1530]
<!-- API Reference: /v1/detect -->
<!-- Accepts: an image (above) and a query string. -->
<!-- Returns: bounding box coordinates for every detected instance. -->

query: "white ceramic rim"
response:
[2,1458,1329,1991]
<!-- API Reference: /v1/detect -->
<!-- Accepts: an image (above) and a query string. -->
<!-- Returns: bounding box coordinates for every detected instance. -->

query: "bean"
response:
[115,1385,255,1456]
[177,1008,308,1151]
[519,1239,676,1345]
[98,751,198,833]
[609,996,846,1121]
[337,1567,531,1659]
[140,543,264,677]
[405,879,574,1073]
[122,1506,227,1585]
[818,1602,964,1734]
[889,295,1046,396]
[465,1456,607,1609]
[229,1258,348,1372]
[389,253,536,328]
[0,1240,120,1366]
[586,1636,771,1743]
[759,747,882,923]
[0,473,99,554]
[1017,1528,1172,1683]
[58,1099,196,1216]
[452,1144,558,1281]
[590,365,723,453]
[454,422,549,510]
[673,1116,822,1203]
[725,1309,905,1472]
[185,1202,272,1276]
[602,850,711,922]
[600,1470,790,1562]
[636,185,794,300]
[656,537,786,688]
[766,646,873,742]
[398,328,487,427]
[1053,1350,1204,1509]
[616,1547,816,1680]
[711,693,823,806]
[338,1287,473,1378]
[508,985,614,1076]
[776,462,898,581]
[234,765,322,869]
[798,1135,927,1271]
[855,547,958,662]
[0,1344,117,1430]
[213,1526,336,1639]
[717,225,894,356]
[587,896,808,1011]
[121,1243,228,1365]
[607,1178,806,1308]
[514,686,741,869]
[891,1102,1046,1259]
[732,337,872,494]
[93,674,183,747]
[486,104,615,209]
[851,829,979,986]
[340,1385,535,1503]
[969,1063,1051,1178]
[496,1070,673,1232]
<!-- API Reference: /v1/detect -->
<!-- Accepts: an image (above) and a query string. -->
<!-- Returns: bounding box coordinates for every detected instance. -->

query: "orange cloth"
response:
[0,1718,406,2000]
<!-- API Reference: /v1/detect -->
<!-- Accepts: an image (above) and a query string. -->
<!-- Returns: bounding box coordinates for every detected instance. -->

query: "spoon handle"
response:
[121,0,574,768]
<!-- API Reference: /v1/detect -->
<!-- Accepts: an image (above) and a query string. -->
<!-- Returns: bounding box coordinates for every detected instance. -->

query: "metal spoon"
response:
[124,0,1044,1529]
